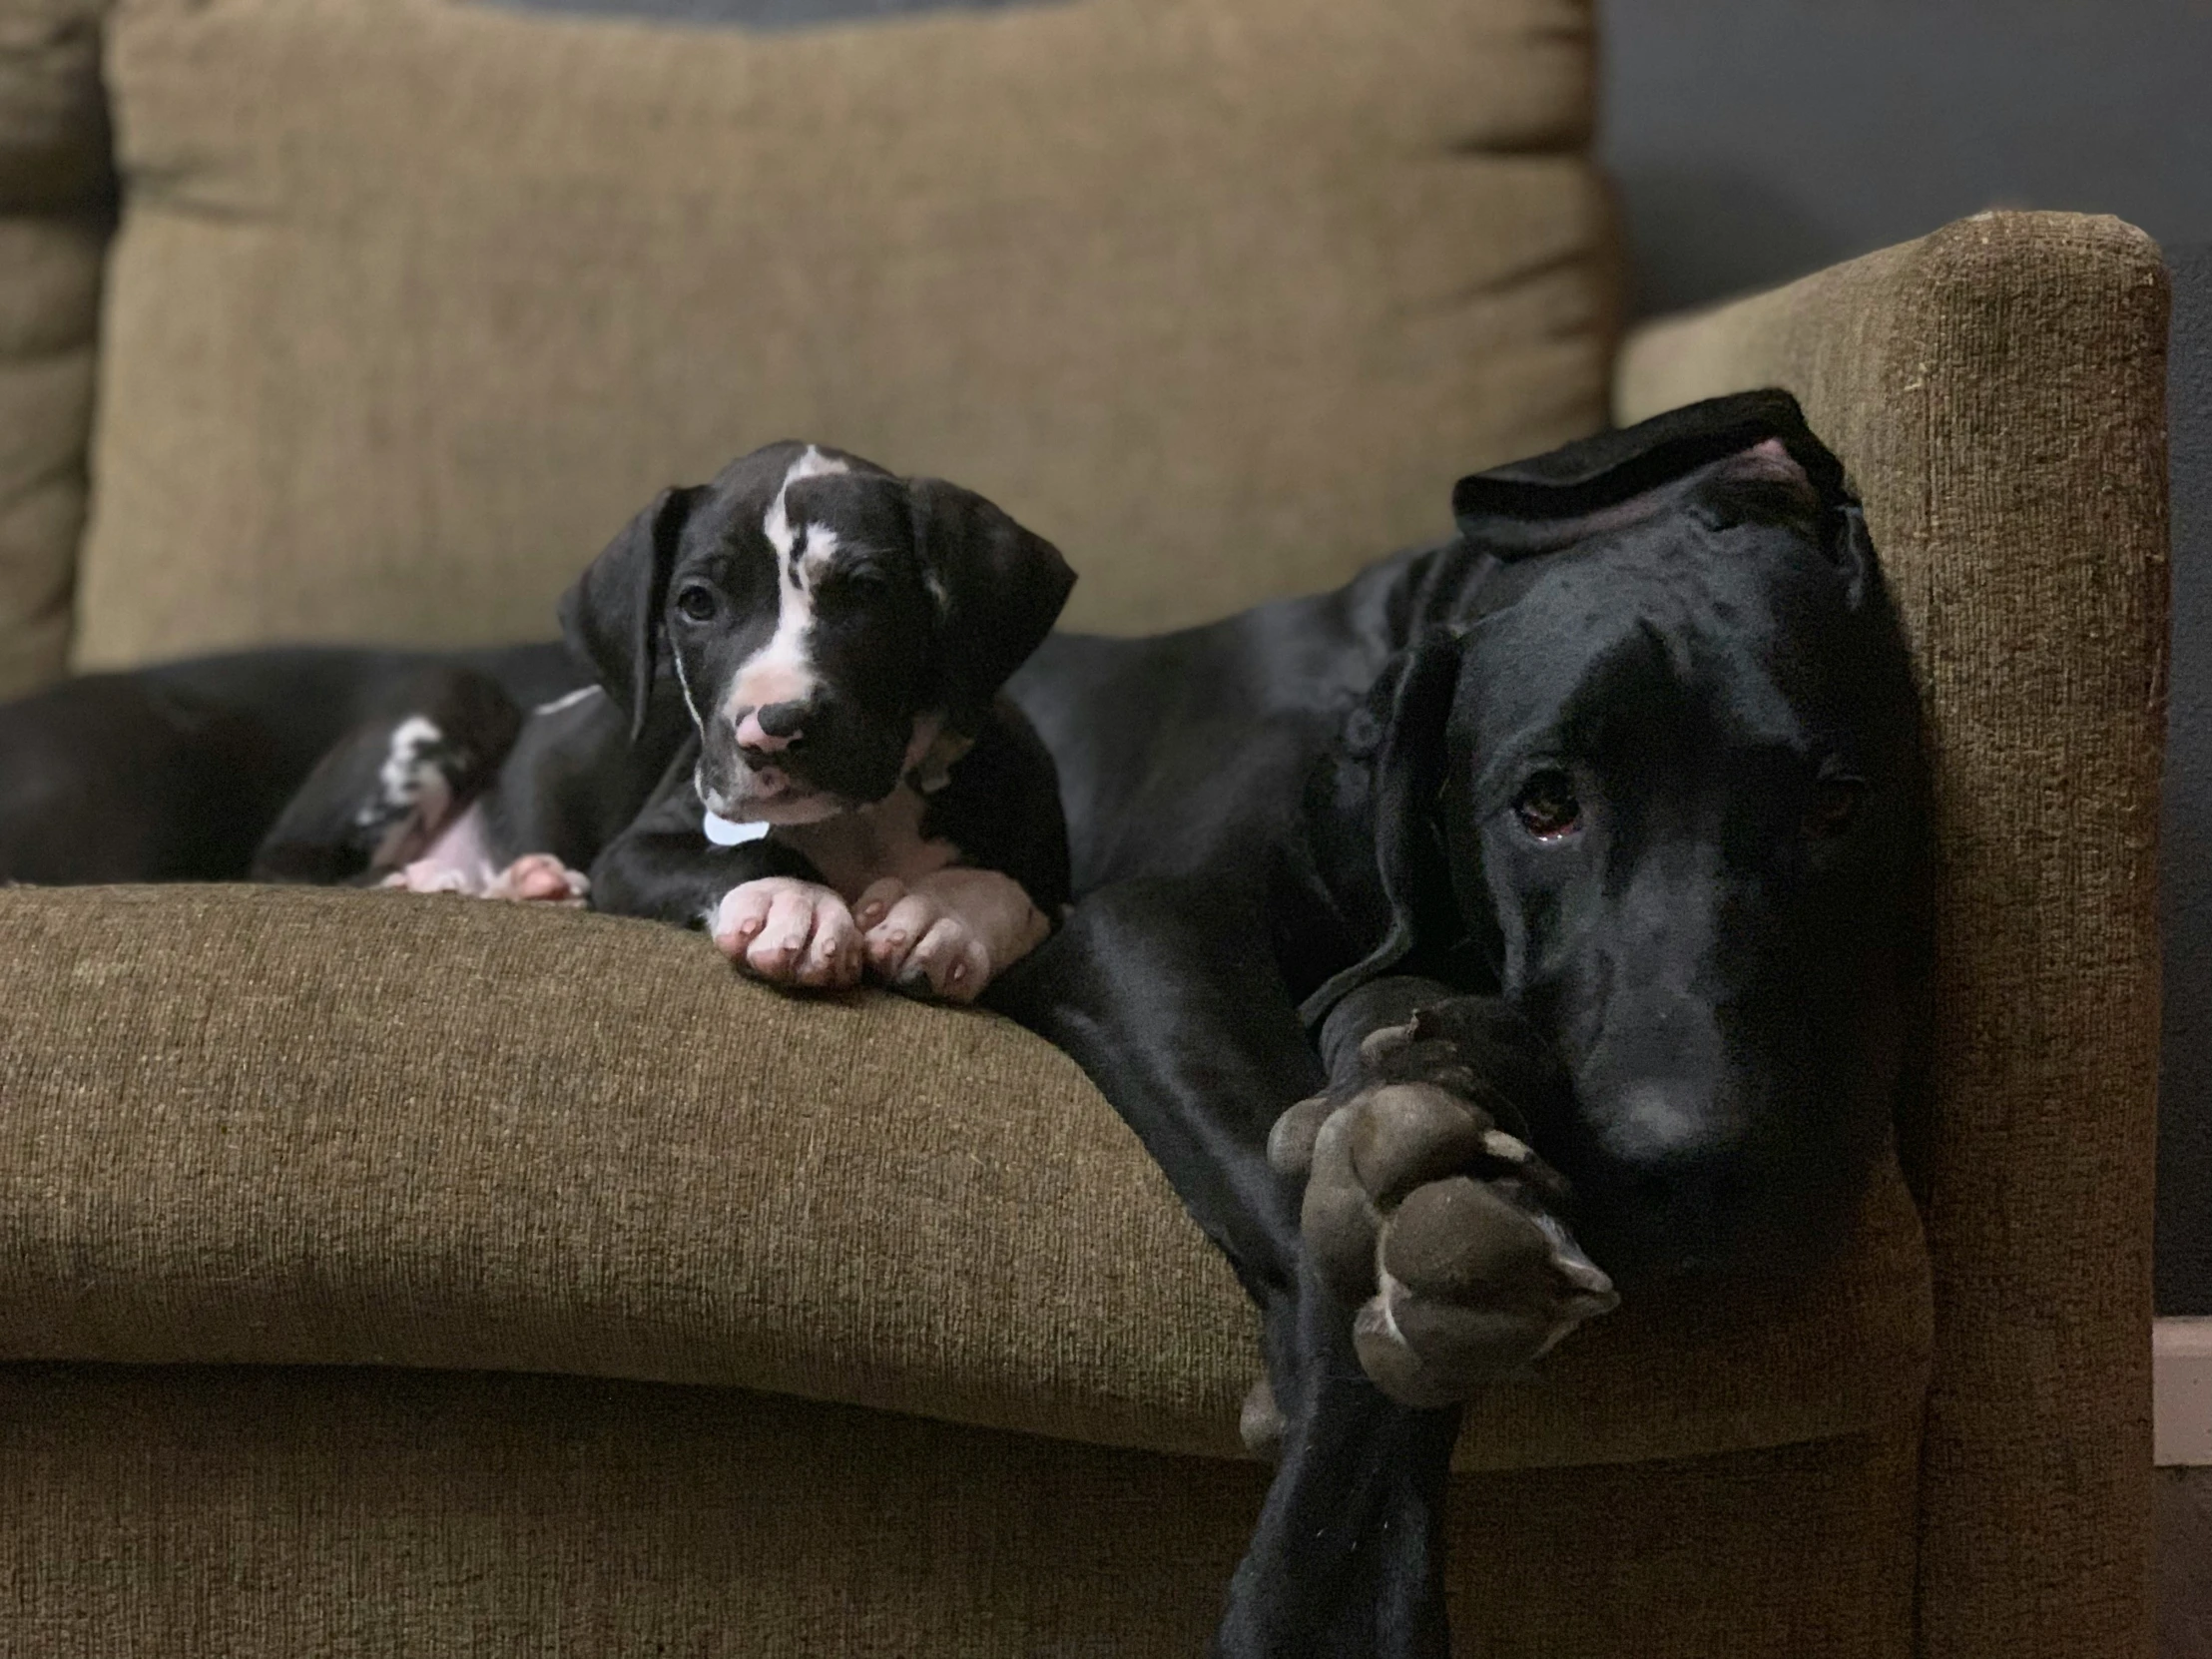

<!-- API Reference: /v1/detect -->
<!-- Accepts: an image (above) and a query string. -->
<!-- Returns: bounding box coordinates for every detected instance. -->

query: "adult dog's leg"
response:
[985,878,1461,1658]
[1279,985,1620,1411]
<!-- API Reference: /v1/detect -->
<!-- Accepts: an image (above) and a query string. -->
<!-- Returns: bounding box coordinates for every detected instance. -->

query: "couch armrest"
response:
[1617,212,2168,1659]
[0,0,112,698]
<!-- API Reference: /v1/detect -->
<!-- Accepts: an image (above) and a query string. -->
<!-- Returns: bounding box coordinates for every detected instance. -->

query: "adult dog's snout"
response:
[735,700,808,758]
[1582,1082,1754,1274]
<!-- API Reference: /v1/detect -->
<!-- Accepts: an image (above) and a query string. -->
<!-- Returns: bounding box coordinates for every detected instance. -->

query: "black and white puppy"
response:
[568,441,1076,998]
[256,441,1076,1000]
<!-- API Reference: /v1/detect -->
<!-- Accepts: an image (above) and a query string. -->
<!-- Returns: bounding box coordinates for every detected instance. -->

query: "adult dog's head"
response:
[1312,391,1931,1280]
[560,442,1074,825]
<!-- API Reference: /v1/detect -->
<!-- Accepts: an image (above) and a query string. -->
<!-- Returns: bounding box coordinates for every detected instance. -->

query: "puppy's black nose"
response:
[736,701,807,757]
[756,701,807,740]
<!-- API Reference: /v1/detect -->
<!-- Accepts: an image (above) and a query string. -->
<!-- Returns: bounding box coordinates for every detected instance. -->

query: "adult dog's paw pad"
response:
[1381,1175,1553,1302]
[1352,1175,1620,1405]
[1266,1094,1336,1178]
[1300,1106,1387,1308]
[1344,1082,1495,1208]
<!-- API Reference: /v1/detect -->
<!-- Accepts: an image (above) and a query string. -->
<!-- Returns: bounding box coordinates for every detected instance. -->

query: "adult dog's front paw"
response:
[711,877,864,990]
[1269,1001,1618,1407]
[852,877,991,1003]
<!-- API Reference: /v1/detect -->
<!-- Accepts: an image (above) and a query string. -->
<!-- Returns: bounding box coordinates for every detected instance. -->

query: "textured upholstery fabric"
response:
[1617,210,2170,1659]
[0,0,107,696]
[0,1363,1922,1659]
[0,881,1932,1473]
[70,0,1614,663]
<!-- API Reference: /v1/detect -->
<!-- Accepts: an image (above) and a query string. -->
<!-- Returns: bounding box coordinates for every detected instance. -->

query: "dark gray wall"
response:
[1599,0,2212,316]
[2163,247,2212,1316]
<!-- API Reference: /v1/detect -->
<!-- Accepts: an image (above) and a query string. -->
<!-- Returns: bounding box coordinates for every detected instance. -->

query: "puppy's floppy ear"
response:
[906,477,1076,732]
[1298,628,1483,1030]
[557,485,703,743]
[1452,387,1853,559]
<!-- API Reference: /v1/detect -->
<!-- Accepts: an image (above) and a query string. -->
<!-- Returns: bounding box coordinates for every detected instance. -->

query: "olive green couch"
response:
[0,0,2167,1653]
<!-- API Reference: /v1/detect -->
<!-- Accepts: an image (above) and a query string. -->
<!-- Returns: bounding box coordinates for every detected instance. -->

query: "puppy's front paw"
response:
[854,878,990,1003]
[711,877,863,990]
[1271,1000,1618,1407]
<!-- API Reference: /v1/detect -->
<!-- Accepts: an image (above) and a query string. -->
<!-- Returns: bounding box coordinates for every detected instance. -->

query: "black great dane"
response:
[0,390,1930,1656]
[987,389,1932,1655]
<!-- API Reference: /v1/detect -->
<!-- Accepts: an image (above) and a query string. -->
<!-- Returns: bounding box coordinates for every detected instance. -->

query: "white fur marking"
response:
[531,685,604,718]
[731,447,848,723]
[762,445,850,566]
[703,811,771,846]
[672,646,706,737]
[376,717,442,810]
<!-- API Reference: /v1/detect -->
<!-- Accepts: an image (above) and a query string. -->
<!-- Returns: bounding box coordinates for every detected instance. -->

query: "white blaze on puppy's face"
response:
[726,446,850,725]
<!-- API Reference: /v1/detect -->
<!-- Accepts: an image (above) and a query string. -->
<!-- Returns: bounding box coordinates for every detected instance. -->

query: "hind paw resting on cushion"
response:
[484,853,591,904]
[380,853,589,905]
[1268,1003,1619,1407]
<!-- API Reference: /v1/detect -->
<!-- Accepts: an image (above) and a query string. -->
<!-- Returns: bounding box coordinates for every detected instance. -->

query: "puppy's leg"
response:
[253,670,521,886]
[854,867,1050,1002]
[590,789,859,987]
[985,877,1458,1659]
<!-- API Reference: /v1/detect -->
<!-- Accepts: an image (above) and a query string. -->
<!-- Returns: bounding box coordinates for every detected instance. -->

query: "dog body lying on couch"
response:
[0,392,1928,1659]
[18,442,1077,1002]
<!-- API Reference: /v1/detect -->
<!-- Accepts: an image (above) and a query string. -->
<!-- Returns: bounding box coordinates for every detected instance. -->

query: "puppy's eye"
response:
[674,585,718,623]
[1805,777,1867,837]
[1513,770,1581,840]
[819,566,889,598]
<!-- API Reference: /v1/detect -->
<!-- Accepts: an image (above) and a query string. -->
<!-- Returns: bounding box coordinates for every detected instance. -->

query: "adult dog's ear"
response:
[1452,387,1853,559]
[557,485,703,743]
[906,478,1076,733]
[1297,628,1480,1029]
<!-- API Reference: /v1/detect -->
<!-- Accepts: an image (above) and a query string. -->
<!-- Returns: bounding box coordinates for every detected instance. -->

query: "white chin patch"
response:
[703,811,772,846]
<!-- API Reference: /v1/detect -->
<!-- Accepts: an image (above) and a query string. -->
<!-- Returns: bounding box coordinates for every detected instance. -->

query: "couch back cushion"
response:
[0,0,110,697]
[72,0,1612,664]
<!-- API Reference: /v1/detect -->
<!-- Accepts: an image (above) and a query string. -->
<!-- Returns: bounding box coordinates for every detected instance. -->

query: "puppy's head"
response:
[1309,391,1931,1280]
[560,442,1074,825]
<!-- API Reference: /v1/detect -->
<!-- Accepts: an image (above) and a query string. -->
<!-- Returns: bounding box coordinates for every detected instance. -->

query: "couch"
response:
[0,0,2168,1653]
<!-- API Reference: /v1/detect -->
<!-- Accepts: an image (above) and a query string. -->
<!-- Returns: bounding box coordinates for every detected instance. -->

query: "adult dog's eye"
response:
[1513,770,1581,840]
[674,585,718,623]
[1805,777,1867,837]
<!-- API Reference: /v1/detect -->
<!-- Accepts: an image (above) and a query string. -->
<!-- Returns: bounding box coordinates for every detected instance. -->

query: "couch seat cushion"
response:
[0,883,1932,1468]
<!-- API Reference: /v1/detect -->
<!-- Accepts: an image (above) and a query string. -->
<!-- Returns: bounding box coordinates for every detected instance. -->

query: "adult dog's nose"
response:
[1581,1083,1752,1273]
[735,701,807,757]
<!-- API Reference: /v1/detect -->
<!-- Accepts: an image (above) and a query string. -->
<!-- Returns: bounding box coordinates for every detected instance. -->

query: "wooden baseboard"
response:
[2158,1318,2212,1465]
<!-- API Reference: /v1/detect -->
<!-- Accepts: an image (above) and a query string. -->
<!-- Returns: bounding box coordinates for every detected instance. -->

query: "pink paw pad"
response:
[486,854,590,904]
